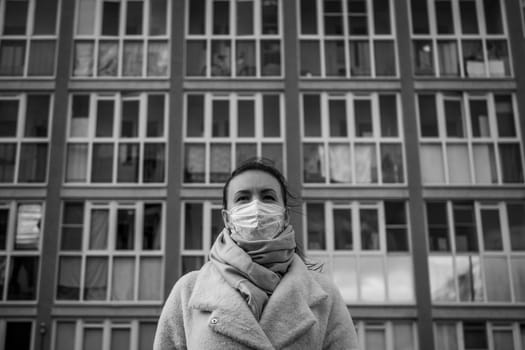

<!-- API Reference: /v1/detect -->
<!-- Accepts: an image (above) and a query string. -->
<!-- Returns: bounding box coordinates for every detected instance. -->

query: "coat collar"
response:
[188,255,328,349]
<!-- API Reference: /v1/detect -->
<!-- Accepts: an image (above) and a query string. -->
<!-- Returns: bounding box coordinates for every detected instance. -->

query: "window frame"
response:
[0,319,35,350]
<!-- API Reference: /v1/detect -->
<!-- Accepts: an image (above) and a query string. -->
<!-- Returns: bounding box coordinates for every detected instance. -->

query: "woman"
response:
[154,159,359,349]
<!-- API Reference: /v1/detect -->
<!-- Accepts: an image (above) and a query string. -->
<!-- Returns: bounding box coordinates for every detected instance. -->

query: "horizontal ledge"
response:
[0,305,38,317]
[423,187,525,199]
[51,305,163,318]
[347,305,418,319]
[184,80,284,90]
[0,80,56,91]
[69,80,170,91]
[414,79,516,91]
[0,188,47,199]
[299,80,401,91]
[61,187,167,199]
[433,305,525,320]
[302,187,409,199]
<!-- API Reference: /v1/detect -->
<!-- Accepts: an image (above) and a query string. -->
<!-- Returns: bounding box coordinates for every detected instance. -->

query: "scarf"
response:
[209,225,296,320]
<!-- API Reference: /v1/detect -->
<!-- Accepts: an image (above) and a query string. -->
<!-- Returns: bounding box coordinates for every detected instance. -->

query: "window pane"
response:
[126,1,143,34]
[385,201,408,251]
[481,209,502,250]
[329,144,351,183]
[149,0,167,35]
[419,95,438,137]
[261,144,283,172]
[388,257,414,302]
[333,256,357,302]
[495,95,515,137]
[28,40,56,76]
[445,99,463,137]
[464,40,485,77]
[0,143,16,182]
[139,257,162,300]
[413,40,434,75]
[121,100,139,137]
[483,0,503,34]
[261,0,278,34]
[111,328,131,350]
[184,203,203,249]
[435,323,459,350]
[210,208,223,245]
[454,203,477,252]
[469,99,489,137]
[394,323,414,350]
[96,100,114,137]
[147,95,164,137]
[381,143,404,183]
[73,41,94,76]
[508,204,525,250]
[438,41,459,76]
[360,257,385,301]
[188,0,205,34]
[84,257,108,300]
[143,204,161,250]
[429,256,456,301]
[77,0,96,35]
[301,0,317,34]
[102,1,120,35]
[15,204,42,250]
[112,257,134,300]
[0,41,26,76]
[144,143,165,183]
[355,144,377,183]
[187,95,204,137]
[5,322,32,350]
[333,209,352,250]
[186,41,206,76]
[355,100,372,136]
[411,0,429,33]
[8,256,38,300]
[139,323,157,350]
[365,328,386,349]
[184,144,205,182]
[25,95,50,137]
[89,209,108,249]
[435,0,455,34]
[83,328,103,349]
[0,100,19,136]
[421,144,444,183]
[0,256,4,295]
[237,0,253,35]
[3,1,28,34]
[211,40,231,76]
[147,41,168,76]
[236,143,256,165]
[236,40,255,76]
[56,322,75,350]
[57,256,81,300]
[0,209,8,249]
[70,95,89,137]
[379,95,398,136]
[212,100,229,137]
[98,41,118,76]
[499,143,524,183]
[92,144,114,182]
[464,323,488,349]
[303,95,321,136]
[213,0,230,34]
[66,143,88,182]
[487,40,510,77]
[484,256,511,301]
[325,40,346,77]
[349,41,370,76]
[116,208,135,250]
[457,256,484,301]
[306,203,325,250]
[329,100,347,137]
[493,330,514,350]
[348,0,368,35]
[300,41,320,76]
[303,143,325,183]
[210,143,231,183]
[373,0,391,34]
[360,209,379,250]
[238,100,255,137]
[460,0,479,34]
[61,203,84,250]
[261,40,281,76]
[473,144,497,184]
[324,0,343,34]
[427,202,450,251]
[123,41,143,76]
[18,143,48,182]
[182,256,204,274]
[511,257,525,301]
[447,144,470,183]
[263,95,280,137]
[374,41,396,76]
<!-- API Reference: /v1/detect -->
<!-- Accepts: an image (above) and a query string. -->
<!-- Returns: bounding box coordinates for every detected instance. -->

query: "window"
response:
[65,93,167,184]
[299,0,397,77]
[186,0,282,77]
[410,0,511,77]
[0,320,33,350]
[353,321,417,350]
[417,92,523,184]
[0,94,52,183]
[53,319,156,350]
[0,0,58,76]
[56,201,164,302]
[0,202,43,301]
[426,200,525,303]
[73,0,169,77]
[184,93,284,184]
[302,93,404,185]
[304,200,414,304]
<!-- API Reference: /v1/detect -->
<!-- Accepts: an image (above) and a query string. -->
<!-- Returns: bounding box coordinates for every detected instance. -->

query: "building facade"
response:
[1,0,525,349]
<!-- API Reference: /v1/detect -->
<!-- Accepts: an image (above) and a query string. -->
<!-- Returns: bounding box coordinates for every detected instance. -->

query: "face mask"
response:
[226,200,286,241]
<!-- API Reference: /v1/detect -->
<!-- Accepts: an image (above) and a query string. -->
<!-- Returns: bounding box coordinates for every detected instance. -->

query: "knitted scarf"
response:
[209,225,296,320]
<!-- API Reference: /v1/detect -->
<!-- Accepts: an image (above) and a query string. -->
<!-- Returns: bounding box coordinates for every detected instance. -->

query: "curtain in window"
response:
[143,143,165,183]
[511,257,525,302]
[434,323,459,350]
[111,257,134,300]
[0,41,25,75]
[420,144,444,183]
[349,41,370,76]
[303,143,325,182]
[98,41,118,76]
[28,41,55,76]
[123,42,143,76]
[139,257,161,300]
[57,256,81,300]
[73,42,94,76]
[473,144,496,184]
[355,144,376,183]
[438,41,459,76]
[66,144,88,182]
[325,41,345,76]
[429,256,456,301]
[447,144,470,183]
[210,144,231,183]
[328,144,351,183]
[89,210,108,249]
[84,257,108,300]
[184,144,205,182]
[456,255,484,301]
[147,41,168,76]
[0,143,16,182]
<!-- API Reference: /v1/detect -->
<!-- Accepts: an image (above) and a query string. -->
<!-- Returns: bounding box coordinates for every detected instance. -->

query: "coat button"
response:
[210,318,218,324]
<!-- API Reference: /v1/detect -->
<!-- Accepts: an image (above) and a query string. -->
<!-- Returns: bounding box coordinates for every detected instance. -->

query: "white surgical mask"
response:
[226,200,286,241]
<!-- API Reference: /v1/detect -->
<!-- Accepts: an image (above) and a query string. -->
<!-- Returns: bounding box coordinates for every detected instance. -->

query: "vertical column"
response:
[36,0,76,349]
[164,0,186,295]
[394,1,434,349]
[282,0,304,245]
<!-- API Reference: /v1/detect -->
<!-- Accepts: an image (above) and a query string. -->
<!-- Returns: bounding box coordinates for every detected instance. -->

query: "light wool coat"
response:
[154,255,359,350]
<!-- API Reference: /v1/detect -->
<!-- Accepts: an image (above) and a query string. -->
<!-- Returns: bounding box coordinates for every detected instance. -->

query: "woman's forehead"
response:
[227,170,282,194]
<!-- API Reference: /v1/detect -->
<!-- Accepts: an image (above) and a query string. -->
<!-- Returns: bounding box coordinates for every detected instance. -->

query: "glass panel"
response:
[98,41,118,76]
[144,143,165,182]
[126,1,143,34]
[429,256,456,301]
[481,209,502,250]
[212,100,229,137]
[66,144,88,182]
[116,208,135,250]
[473,144,497,184]
[210,144,231,183]
[121,100,139,137]
[469,99,489,137]
[111,328,131,350]
[211,208,223,244]
[354,100,372,136]
[236,40,256,76]
[508,204,525,250]
[300,41,320,76]
[495,95,515,137]
[303,95,321,136]
[261,144,283,172]
[261,40,281,76]
[444,98,463,137]
[238,100,255,137]
[303,143,325,183]
[28,40,55,76]
[460,0,479,34]
[15,204,42,250]
[333,209,352,249]
[3,1,28,34]
[427,202,450,252]
[366,328,386,349]
[184,203,203,249]
[332,256,357,302]
[89,209,108,249]
[329,99,347,137]
[385,201,408,251]
[213,0,230,34]
[73,41,94,76]
[0,40,26,76]
[435,0,455,34]
[454,203,477,252]
[413,40,434,75]
[360,257,385,301]
[464,40,485,77]
[0,209,8,249]
[147,95,164,137]
[348,0,368,35]
[493,330,514,350]
[374,41,395,76]
[187,95,204,137]
[261,0,278,34]
[237,0,253,35]
[143,204,161,250]
[236,143,256,165]
[18,143,48,183]
[139,323,157,350]
[33,0,57,34]
[0,145,15,181]
[381,143,404,183]
[112,257,134,300]
[499,143,524,183]
[419,95,438,137]
[0,256,4,296]
[0,100,18,136]
[421,144,445,183]
[149,0,167,35]
[484,256,511,301]
[96,100,114,137]
[301,0,317,34]
[329,143,351,183]
[139,257,161,300]
[393,323,414,350]
[457,255,484,301]
[388,257,414,302]
[84,257,108,300]
[373,0,391,34]
[147,41,168,76]
[325,40,346,77]
[83,328,103,349]
[263,95,280,137]
[71,95,89,137]
[355,144,377,183]
[57,256,81,300]
[102,1,120,35]
[511,257,525,301]
[211,40,231,76]
[25,95,50,137]
[447,144,470,183]
[77,0,96,35]
[464,323,487,349]
[360,209,379,250]
[487,40,510,77]
[349,41,370,76]
[188,0,205,34]
[123,41,143,76]
[435,323,459,350]
[186,41,206,76]
[61,203,84,250]
[8,256,38,300]
[91,143,114,182]
[324,0,343,34]
[438,40,460,76]
[411,0,429,33]
[184,144,205,182]
[483,0,503,34]
[182,256,204,274]
[56,322,75,350]
[306,203,325,249]
[5,322,31,350]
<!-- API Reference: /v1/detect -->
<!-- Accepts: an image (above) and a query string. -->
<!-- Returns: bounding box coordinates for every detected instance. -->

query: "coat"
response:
[154,255,359,350]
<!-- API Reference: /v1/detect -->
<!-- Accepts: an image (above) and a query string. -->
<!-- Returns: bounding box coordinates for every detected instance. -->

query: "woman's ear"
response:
[222,209,231,228]
[284,207,290,225]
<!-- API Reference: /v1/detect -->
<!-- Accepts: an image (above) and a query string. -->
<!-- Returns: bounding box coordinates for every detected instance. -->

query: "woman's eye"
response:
[263,195,276,201]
